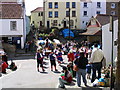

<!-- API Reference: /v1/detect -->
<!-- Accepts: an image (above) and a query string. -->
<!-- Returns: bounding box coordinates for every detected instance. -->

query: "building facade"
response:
[106,0,120,16]
[80,0,106,29]
[44,0,80,29]
[0,1,26,49]
[31,7,43,29]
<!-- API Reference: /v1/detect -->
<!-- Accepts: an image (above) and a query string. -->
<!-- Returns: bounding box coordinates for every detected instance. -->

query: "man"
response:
[74,51,88,87]
[90,43,106,83]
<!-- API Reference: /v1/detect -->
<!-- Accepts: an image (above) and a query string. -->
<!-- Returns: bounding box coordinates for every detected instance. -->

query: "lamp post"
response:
[43,0,46,27]
[109,15,114,90]
[69,8,71,40]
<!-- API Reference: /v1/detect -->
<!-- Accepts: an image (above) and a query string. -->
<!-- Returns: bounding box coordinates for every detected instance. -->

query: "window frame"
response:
[49,2,52,9]
[111,3,116,8]
[66,2,70,8]
[83,11,87,16]
[111,11,115,15]
[96,11,100,14]
[49,11,52,18]
[72,2,76,8]
[97,2,101,8]
[10,21,17,31]
[84,2,87,8]
[66,11,69,17]
[54,11,58,18]
[72,11,76,17]
[54,2,58,8]
[53,20,58,26]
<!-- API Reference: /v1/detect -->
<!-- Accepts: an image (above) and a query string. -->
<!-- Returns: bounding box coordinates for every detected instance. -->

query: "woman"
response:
[58,66,72,89]
[36,49,45,72]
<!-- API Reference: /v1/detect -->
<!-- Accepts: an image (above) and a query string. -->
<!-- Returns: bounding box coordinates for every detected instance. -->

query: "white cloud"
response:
[25,0,43,16]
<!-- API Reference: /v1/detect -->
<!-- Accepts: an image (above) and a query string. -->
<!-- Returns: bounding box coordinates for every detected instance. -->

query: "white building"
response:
[0,1,26,49]
[96,14,118,66]
[80,0,106,29]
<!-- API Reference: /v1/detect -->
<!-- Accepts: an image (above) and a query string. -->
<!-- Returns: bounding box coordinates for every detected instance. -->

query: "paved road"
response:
[0,55,110,90]
[0,56,68,88]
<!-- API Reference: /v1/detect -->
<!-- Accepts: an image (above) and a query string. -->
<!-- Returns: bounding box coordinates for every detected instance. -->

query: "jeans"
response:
[59,78,68,87]
[76,69,87,87]
[91,62,102,83]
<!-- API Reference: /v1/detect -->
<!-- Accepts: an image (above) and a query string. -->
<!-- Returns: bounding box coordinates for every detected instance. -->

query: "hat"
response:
[62,66,67,70]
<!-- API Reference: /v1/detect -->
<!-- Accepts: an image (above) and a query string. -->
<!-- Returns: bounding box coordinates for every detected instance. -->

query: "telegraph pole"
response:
[109,15,114,90]
[69,8,71,40]
[115,1,120,90]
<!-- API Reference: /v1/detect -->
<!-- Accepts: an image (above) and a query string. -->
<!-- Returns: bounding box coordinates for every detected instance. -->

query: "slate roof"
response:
[95,14,118,26]
[0,2,23,19]
[31,7,43,13]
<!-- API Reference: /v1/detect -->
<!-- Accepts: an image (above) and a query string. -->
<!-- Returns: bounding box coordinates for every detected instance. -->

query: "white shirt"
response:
[90,48,104,63]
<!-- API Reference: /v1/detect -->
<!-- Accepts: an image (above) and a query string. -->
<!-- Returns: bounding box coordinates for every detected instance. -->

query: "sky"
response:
[25,0,43,16]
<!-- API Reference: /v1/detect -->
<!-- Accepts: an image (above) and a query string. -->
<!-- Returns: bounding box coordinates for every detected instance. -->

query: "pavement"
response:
[0,54,111,90]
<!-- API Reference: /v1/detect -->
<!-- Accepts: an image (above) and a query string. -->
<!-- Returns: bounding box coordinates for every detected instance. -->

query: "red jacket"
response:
[67,53,75,62]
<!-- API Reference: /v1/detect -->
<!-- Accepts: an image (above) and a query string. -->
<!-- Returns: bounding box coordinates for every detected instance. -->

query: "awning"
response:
[79,30,101,36]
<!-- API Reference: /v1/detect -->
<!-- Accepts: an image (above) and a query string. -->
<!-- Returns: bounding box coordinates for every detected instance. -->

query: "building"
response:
[44,0,80,29]
[31,7,43,29]
[106,0,120,16]
[96,14,118,65]
[80,16,102,43]
[80,0,106,29]
[0,1,26,49]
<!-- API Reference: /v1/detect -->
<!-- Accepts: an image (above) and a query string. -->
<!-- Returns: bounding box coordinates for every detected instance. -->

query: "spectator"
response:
[90,43,106,83]
[74,51,88,87]
[58,66,73,89]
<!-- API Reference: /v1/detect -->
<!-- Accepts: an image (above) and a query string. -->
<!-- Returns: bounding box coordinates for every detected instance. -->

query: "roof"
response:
[31,7,43,13]
[80,16,101,36]
[79,29,101,36]
[0,3,23,19]
[96,14,118,26]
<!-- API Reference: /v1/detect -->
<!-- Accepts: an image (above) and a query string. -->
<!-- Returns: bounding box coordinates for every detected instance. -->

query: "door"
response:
[47,21,50,28]
[64,21,67,28]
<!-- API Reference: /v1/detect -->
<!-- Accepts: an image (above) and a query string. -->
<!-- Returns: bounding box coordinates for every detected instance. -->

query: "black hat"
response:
[62,66,67,70]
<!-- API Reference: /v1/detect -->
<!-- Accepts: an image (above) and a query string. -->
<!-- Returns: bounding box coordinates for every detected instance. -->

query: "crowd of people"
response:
[36,38,107,88]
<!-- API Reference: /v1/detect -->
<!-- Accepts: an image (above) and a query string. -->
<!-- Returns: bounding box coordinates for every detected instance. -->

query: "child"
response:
[86,63,91,79]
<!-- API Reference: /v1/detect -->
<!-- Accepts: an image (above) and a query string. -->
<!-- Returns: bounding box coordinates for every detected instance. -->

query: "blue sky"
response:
[25,0,43,16]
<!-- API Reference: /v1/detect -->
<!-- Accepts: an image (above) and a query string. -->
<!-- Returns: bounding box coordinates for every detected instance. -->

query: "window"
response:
[49,2,52,8]
[55,11,58,18]
[41,12,43,16]
[72,2,76,8]
[66,2,70,8]
[53,20,58,26]
[111,11,115,15]
[54,2,58,8]
[84,2,87,7]
[72,11,76,17]
[49,11,52,18]
[96,11,100,14]
[111,3,116,8]
[38,12,40,16]
[66,11,69,17]
[97,2,101,8]
[83,11,87,16]
[10,21,17,31]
